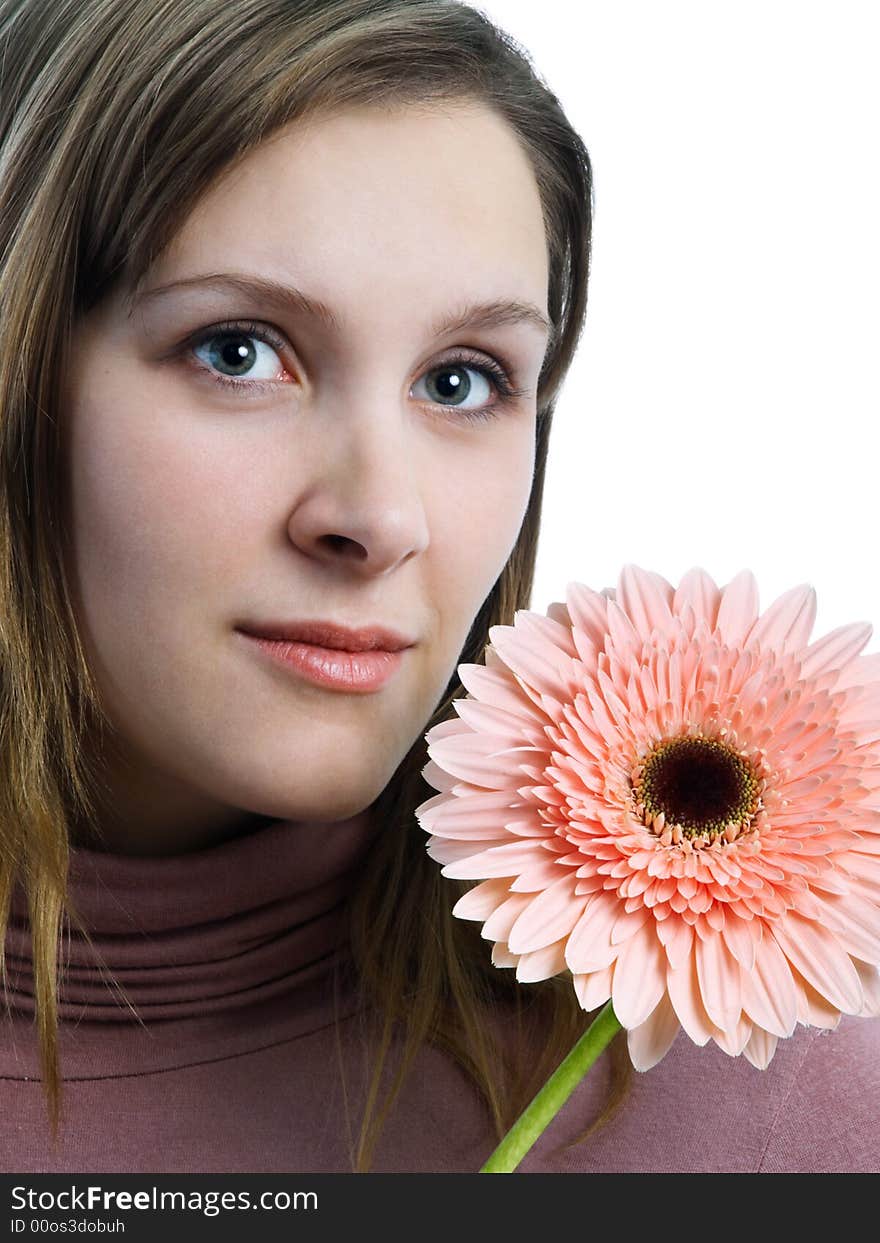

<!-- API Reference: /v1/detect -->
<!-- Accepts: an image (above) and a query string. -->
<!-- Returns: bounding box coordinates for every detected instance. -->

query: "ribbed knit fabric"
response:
[2,811,877,1173]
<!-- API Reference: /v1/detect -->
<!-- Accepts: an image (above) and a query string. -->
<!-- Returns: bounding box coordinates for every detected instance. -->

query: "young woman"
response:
[0,0,876,1174]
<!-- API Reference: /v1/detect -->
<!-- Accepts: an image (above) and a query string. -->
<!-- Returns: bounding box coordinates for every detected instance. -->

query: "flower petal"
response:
[438,839,550,879]
[516,937,568,982]
[715,569,760,647]
[427,732,543,790]
[739,932,798,1037]
[771,915,864,1013]
[507,874,585,954]
[695,930,742,1031]
[627,991,682,1070]
[456,661,537,716]
[666,953,714,1046]
[420,757,459,793]
[426,835,508,867]
[831,648,880,694]
[711,1012,752,1056]
[853,957,880,1017]
[452,697,546,746]
[611,903,651,945]
[491,941,518,967]
[741,1026,779,1069]
[487,623,575,704]
[565,893,621,973]
[720,906,758,971]
[572,963,614,1012]
[513,608,580,658]
[605,598,644,664]
[792,966,843,1029]
[745,583,817,656]
[418,791,531,840]
[451,877,512,921]
[811,892,880,963]
[512,857,579,892]
[656,914,694,970]
[565,581,611,652]
[611,922,667,1028]
[617,564,676,643]
[800,622,874,682]
[479,890,534,941]
[673,567,722,632]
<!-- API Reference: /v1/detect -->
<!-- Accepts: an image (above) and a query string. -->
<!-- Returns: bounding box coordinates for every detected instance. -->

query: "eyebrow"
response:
[129,271,556,346]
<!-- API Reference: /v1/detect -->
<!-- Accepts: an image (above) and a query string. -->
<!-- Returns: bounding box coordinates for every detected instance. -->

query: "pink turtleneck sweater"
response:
[1,809,877,1173]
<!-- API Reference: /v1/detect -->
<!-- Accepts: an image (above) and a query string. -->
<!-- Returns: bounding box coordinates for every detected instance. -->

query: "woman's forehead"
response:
[144,102,549,284]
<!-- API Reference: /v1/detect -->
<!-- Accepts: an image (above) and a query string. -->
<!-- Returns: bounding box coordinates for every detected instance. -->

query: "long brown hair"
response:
[0,0,631,1171]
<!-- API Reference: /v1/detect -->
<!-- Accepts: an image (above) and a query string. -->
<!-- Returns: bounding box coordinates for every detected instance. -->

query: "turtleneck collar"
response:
[4,807,381,1025]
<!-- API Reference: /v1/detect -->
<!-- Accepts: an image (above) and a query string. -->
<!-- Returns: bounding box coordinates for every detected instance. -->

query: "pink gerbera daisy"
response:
[416,565,880,1071]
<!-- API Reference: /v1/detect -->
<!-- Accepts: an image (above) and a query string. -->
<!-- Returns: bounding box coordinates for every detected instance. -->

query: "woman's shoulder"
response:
[756,1013,880,1173]
[521,1014,880,1173]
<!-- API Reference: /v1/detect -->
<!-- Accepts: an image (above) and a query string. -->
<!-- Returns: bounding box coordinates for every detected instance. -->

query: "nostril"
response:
[322,533,366,559]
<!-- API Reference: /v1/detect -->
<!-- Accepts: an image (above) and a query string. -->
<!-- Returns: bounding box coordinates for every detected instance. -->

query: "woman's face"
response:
[63,101,551,854]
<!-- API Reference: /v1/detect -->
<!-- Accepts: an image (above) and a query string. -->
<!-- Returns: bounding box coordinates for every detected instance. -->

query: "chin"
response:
[240,785,380,825]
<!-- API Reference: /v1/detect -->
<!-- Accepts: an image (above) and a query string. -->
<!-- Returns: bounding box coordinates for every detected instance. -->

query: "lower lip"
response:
[239,632,407,692]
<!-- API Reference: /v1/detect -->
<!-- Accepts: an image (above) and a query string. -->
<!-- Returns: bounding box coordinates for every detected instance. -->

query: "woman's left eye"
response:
[410,357,519,422]
[185,321,526,421]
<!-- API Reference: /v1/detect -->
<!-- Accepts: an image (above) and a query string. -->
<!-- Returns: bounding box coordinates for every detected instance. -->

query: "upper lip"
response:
[238,619,416,652]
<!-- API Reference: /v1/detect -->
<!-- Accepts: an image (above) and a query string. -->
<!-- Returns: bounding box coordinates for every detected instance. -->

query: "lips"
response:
[238,631,408,693]
[237,619,415,653]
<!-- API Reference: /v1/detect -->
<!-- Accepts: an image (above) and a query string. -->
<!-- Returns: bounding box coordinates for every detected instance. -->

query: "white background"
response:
[479,1,878,651]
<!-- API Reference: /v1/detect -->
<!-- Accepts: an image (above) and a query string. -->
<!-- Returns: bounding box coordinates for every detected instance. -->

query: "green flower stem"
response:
[479,999,623,1173]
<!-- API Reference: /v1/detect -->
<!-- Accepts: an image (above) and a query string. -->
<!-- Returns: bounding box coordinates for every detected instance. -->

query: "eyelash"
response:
[183,319,529,422]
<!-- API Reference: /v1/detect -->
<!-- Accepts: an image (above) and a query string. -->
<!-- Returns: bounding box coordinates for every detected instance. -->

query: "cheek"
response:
[65,394,251,632]
[432,426,536,604]
[478,423,536,555]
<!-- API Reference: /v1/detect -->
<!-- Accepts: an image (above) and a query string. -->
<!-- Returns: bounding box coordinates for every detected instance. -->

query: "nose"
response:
[285,401,430,578]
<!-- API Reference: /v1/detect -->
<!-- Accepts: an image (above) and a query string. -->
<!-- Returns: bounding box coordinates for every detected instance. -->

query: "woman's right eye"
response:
[188,321,291,394]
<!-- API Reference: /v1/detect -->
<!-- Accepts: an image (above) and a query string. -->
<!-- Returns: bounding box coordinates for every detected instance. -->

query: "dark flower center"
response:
[631,734,762,847]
